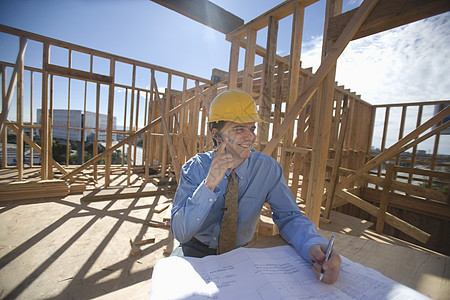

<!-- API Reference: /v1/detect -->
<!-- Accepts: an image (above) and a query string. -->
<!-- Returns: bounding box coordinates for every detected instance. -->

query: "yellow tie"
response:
[217,170,238,254]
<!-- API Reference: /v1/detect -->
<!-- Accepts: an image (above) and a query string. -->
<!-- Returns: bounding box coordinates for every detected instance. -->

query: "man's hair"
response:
[208,121,226,133]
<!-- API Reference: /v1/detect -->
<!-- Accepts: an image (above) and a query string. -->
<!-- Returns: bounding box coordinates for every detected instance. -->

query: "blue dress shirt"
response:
[171,150,327,261]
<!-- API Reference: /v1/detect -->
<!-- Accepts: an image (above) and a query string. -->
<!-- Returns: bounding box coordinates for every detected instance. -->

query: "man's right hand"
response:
[204,140,234,191]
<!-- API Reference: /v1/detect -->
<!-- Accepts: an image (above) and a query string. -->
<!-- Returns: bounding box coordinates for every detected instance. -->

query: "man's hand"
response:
[309,244,341,284]
[204,140,234,191]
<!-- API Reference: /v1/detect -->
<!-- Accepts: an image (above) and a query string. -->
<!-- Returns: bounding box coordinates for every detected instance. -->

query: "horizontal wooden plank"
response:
[394,166,450,180]
[361,187,450,219]
[336,189,431,243]
[391,181,447,203]
[46,64,112,84]
[373,100,450,108]
[327,0,450,41]
[151,0,244,34]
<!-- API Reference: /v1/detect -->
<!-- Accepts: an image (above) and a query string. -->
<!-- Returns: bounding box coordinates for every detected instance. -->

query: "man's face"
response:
[214,122,256,161]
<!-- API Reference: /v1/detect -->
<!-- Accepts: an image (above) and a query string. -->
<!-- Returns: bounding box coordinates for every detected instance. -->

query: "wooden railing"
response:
[0,24,214,187]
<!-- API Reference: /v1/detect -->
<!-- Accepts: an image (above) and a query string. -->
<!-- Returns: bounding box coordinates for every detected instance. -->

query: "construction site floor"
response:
[0,181,449,299]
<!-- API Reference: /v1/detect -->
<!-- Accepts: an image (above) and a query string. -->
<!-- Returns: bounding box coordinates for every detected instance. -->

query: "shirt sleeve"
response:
[266,161,328,262]
[170,157,220,243]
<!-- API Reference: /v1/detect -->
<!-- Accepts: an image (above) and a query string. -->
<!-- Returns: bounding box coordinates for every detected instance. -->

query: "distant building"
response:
[37,109,116,142]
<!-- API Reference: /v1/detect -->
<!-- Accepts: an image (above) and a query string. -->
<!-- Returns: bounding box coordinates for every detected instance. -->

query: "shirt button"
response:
[209,198,213,202]
[197,218,200,221]
[213,237,217,240]
[240,176,243,179]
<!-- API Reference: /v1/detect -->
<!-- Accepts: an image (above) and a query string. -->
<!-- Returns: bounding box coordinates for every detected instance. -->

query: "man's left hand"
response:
[309,244,341,284]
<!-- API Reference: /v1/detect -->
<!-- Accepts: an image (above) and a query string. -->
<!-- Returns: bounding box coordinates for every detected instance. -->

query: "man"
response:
[171,89,341,283]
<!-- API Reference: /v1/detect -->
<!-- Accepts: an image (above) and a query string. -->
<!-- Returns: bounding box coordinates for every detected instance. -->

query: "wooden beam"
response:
[41,43,49,180]
[226,0,318,39]
[258,16,278,147]
[281,2,304,181]
[150,0,244,34]
[45,64,112,84]
[104,58,115,187]
[304,0,343,226]
[0,38,27,137]
[327,0,450,41]
[243,28,257,93]
[376,163,394,233]
[228,36,240,89]
[262,0,380,156]
[1,66,7,168]
[16,37,25,181]
[152,73,181,181]
[361,187,450,219]
[336,189,430,243]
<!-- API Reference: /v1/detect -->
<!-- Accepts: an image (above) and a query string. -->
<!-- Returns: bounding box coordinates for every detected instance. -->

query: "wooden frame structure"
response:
[1,0,450,254]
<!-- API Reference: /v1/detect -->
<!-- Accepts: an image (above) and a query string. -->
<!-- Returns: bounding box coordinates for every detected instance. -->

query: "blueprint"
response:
[148,245,430,300]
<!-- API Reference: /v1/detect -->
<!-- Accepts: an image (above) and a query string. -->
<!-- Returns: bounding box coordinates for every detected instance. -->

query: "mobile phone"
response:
[212,133,223,149]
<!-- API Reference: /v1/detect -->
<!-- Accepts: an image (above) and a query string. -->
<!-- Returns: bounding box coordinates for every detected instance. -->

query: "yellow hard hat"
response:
[208,89,266,123]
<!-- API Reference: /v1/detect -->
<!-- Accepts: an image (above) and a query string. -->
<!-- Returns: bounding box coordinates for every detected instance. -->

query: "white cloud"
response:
[300,12,450,105]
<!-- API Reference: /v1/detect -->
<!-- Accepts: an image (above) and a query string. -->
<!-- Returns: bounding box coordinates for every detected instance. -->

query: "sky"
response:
[0,0,449,154]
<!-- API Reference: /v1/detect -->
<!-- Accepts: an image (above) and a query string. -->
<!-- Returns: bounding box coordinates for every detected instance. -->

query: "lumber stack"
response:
[0,180,69,201]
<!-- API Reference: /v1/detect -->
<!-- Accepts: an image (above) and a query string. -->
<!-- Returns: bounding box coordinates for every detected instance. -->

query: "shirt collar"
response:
[225,155,250,179]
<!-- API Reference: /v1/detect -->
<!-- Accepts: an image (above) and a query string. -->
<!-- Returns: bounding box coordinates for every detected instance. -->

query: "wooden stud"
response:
[41,42,49,180]
[105,59,116,186]
[243,27,257,93]
[304,0,344,225]
[281,2,305,181]
[1,66,7,168]
[16,37,25,181]
[258,16,278,150]
[228,37,240,89]
[376,163,394,233]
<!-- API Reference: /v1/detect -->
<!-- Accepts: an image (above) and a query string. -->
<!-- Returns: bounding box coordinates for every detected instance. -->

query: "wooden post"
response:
[93,132,98,181]
[228,36,240,89]
[258,16,278,151]
[281,2,305,181]
[376,163,394,233]
[41,42,49,180]
[29,71,34,167]
[305,0,343,225]
[271,63,285,159]
[243,27,257,93]
[105,58,115,187]
[1,66,7,168]
[16,37,25,181]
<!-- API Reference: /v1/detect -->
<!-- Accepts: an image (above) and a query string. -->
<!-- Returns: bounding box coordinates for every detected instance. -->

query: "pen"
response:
[319,233,335,282]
